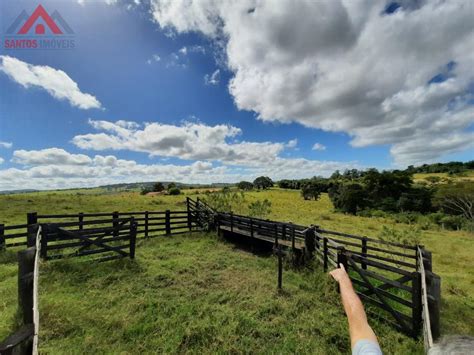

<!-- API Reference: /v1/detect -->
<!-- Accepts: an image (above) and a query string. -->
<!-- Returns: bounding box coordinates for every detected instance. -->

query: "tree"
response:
[301,179,327,200]
[167,182,177,190]
[153,182,165,192]
[168,187,181,195]
[329,182,367,214]
[435,182,474,221]
[237,181,254,190]
[253,176,273,189]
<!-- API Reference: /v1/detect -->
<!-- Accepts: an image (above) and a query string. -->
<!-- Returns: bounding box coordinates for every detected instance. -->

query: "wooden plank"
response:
[0,323,34,354]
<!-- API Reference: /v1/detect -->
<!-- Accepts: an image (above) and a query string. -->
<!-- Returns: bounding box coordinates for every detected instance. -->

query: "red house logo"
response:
[6,4,74,35]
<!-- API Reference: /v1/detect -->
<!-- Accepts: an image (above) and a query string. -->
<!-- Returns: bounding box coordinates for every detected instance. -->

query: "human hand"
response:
[329,264,350,283]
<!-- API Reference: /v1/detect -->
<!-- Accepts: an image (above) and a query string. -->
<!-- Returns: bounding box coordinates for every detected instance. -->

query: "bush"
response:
[248,199,272,218]
[237,181,254,190]
[168,187,181,195]
[328,182,367,214]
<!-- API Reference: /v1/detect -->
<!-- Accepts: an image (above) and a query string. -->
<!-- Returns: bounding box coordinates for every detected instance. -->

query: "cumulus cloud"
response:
[150,0,474,166]
[0,141,12,149]
[12,148,92,166]
[0,157,4,164]
[72,119,288,166]
[286,139,298,148]
[0,147,358,190]
[0,56,102,110]
[312,143,326,151]
[204,69,220,85]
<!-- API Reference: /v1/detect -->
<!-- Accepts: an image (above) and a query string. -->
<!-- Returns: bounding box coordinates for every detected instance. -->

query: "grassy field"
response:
[0,188,473,353]
[413,171,474,183]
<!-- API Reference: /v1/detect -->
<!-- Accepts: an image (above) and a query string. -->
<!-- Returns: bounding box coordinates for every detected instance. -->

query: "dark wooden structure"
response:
[192,199,441,340]
[0,197,441,348]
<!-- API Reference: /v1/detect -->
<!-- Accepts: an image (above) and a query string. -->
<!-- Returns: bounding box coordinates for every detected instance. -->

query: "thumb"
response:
[339,263,346,272]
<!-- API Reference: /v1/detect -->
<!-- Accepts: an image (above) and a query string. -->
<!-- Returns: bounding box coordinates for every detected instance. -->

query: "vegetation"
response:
[0,186,473,353]
[168,187,181,195]
[237,181,254,191]
[253,176,274,190]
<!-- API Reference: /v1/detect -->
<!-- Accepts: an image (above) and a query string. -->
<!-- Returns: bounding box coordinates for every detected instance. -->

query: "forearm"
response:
[339,278,378,347]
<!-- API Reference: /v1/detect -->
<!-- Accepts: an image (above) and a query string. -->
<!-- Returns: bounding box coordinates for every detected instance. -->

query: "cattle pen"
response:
[0,197,441,354]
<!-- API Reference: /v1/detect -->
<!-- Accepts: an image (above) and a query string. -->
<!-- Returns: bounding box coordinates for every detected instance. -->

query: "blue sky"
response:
[0,0,473,190]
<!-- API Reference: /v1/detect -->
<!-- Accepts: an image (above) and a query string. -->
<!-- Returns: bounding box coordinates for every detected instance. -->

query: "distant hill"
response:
[0,189,39,195]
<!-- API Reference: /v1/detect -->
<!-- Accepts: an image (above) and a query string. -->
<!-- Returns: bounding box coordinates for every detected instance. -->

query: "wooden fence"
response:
[0,227,41,354]
[0,198,440,348]
[211,205,440,340]
[0,207,198,250]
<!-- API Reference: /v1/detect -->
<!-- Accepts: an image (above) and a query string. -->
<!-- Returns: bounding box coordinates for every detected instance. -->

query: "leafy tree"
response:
[237,181,254,190]
[167,182,176,190]
[168,187,181,195]
[301,179,327,200]
[329,182,367,214]
[253,176,273,189]
[153,182,165,192]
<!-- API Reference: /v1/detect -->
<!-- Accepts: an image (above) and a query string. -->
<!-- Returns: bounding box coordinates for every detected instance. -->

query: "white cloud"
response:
[150,0,474,166]
[0,141,12,149]
[12,148,92,166]
[0,157,4,164]
[204,69,220,85]
[312,143,326,151]
[0,147,358,190]
[0,56,102,110]
[179,47,187,55]
[72,119,288,166]
[286,139,298,148]
[147,54,161,64]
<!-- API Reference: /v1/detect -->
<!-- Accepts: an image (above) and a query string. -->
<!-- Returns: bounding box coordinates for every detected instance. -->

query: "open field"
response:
[1,188,473,353]
[413,171,474,183]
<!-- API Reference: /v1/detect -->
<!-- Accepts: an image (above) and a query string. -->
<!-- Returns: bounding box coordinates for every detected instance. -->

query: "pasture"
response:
[0,188,473,353]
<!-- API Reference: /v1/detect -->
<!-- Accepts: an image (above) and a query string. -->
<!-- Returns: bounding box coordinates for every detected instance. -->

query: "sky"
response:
[0,0,473,191]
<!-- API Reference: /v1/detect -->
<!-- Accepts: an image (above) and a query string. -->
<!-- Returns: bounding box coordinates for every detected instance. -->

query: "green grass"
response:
[0,188,473,353]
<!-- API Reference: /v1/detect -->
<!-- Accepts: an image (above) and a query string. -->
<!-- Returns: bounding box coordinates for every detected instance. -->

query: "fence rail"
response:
[0,208,199,249]
[211,203,440,340]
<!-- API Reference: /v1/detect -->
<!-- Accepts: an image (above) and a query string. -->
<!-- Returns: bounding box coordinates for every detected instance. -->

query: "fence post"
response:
[26,212,37,247]
[323,237,328,271]
[112,211,119,238]
[18,247,35,325]
[40,224,48,260]
[145,211,149,238]
[274,223,279,247]
[186,197,192,231]
[129,218,137,259]
[250,219,254,238]
[277,245,283,290]
[165,210,171,235]
[78,213,84,231]
[290,223,295,252]
[230,213,234,233]
[337,246,348,270]
[412,271,422,337]
[427,271,441,340]
[304,226,315,259]
[361,237,368,270]
[0,224,5,251]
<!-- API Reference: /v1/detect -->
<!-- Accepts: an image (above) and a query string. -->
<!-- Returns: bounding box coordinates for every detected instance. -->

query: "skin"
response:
[329,264,379,349]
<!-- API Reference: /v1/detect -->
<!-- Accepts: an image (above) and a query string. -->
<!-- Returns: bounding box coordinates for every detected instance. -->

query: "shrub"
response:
[168,187,181,195]
[248,199,272,218]
[237,181,254,190]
